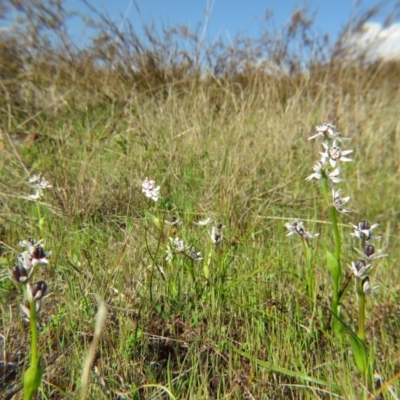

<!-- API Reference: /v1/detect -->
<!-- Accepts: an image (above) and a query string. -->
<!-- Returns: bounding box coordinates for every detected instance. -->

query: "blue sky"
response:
[65,0,399,47]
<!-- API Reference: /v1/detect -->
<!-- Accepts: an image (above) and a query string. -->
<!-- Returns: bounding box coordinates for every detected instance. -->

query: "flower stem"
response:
[302,239,315,303]
[23,285,42,400]
[357,280,366,343]
[23,285,39,365]
[321,173,343,339]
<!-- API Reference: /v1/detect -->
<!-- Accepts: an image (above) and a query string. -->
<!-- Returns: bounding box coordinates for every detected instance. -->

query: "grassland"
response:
[1,3,400,399]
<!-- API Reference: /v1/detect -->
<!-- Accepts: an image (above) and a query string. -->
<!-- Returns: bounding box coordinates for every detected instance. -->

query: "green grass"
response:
[1,81,400,399]
[2,14,400,395]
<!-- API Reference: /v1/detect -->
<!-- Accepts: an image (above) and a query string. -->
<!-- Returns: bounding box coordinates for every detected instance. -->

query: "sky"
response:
[64,0,400,47]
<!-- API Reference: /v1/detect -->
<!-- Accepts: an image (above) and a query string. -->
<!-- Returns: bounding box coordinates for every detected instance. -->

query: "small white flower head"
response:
[165,216,181,226]
[19,299,42,320]
[28,174,52,200]
[19,238,51,267]
[11,265,30,283]
[29,174,52,189]
[305,160,324,181]
[285,220,306,237]
[309,123,350,142]
[332,189,351,214]
[30,281,48,301]
[285,220,319,242]
[321,140,353,168]
[361,276,379,294]
[306,163,344,185]
[189,247,202,261]
[141,177,160,202]
[348,259,372,279]
[354,244,388,261]
[193,217,212,226]
[350,221,380,241]
[29,190,43,200]
[169,237,187,253]
[209,226,223,245]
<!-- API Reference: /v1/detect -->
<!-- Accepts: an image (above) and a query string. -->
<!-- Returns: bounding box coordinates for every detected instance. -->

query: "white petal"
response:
[340,156,353,162]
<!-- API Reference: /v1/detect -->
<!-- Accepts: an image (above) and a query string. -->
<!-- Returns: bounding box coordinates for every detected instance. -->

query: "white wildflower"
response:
[141,177,160,202]
[350,221,380,241]
[332,189,351,214]
[320,140,353,168]
[194,217,212,226]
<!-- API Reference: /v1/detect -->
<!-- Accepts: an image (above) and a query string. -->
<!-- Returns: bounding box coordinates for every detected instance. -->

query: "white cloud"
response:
[342,22,400,62]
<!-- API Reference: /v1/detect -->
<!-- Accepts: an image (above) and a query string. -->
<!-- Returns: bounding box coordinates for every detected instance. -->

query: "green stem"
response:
[36,201,44,232]
[23,285,39,364]
[357,280,366,343]
[29,299,39,363]
[321,173,343,339]
[302,239,314,303]
[321,173,342,278]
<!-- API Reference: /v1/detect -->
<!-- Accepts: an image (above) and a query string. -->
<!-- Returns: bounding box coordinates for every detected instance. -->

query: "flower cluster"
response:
[28,174,52,200]
[348,221,387,294]
[11,238,51,318]
[307,123,353,214]
[209,223,224,245]
[285,220,319,243]
[141,177,160,202]
[166,237,202,263]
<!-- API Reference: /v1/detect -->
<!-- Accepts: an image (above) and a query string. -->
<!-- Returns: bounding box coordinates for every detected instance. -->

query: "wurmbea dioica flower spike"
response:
[10,238,51,399]
[285,220,319,242]
[304,123,354,341]
[142,177,160,201]
[28,174,52,200]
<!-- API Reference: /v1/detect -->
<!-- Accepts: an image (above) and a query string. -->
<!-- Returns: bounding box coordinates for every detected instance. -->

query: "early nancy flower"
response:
[209,226,223,245]
[28,173,52,200]
[354,244,388,261]
[19,239,51,268]
[320,140,353,168]
[361,276,378,294]
[350,221,380,241]
[141,177,160,202]
[11,265,29,283]
[332,189,351,214]
[348,259,372,279]
[169,237,187,253]
[285,220,305,237]
[308,123,349,141]
[27,281,48,302]
[285,220,319,242]
[306,163,343,184]
[189,247,202,261]
[165,216,181,226]
[194,217,213,226]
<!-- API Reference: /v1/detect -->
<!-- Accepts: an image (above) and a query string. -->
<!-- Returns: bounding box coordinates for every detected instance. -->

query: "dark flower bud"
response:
[356,260,367,271]
[359,220,370,231]
[355,259,367,272]
[364,245,375,257]
[30,281,47,301]
[12,265,29,283]
[32,246,46,260]
[216,223,223,230]
[362,276,371,294]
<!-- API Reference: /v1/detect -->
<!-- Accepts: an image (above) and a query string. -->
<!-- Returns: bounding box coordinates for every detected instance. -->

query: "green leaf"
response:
[147,212,162,230]
[326,250,340,281]
[23,358,42,400]
[233,347,341,392]
[348,331,368,375]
